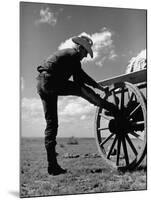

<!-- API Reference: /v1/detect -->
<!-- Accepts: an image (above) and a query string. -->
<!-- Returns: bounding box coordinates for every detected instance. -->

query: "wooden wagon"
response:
[95,69,147,170]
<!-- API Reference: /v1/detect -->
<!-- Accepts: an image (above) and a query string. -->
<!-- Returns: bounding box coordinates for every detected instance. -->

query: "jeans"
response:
[36,72,111,149]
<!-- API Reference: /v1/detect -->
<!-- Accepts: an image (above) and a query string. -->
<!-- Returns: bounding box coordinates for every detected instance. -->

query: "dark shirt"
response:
[37,48,98,88]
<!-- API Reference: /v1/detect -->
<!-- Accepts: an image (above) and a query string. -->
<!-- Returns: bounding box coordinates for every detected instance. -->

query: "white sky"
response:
[20,1,146,137]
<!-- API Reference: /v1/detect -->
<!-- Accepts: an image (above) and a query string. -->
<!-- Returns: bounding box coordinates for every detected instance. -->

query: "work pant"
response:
[37,73,114,162]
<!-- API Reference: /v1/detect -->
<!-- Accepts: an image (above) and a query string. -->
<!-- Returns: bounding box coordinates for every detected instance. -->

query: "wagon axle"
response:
[109,118,131,134]
[108,117,144,134]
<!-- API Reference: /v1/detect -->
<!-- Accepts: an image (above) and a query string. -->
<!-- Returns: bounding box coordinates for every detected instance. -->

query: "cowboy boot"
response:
[101,98,120,117]
[46,144,67,175]
[104,97,120,116]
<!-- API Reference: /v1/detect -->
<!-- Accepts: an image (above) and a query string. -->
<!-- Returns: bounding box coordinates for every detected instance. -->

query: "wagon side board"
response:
[98,69,147,86]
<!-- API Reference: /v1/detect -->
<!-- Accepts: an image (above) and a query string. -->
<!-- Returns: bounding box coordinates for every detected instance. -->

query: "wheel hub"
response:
[109,118,131,134]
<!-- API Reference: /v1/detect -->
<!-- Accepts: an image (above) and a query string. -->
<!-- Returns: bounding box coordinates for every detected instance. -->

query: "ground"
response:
[20,137,147,198]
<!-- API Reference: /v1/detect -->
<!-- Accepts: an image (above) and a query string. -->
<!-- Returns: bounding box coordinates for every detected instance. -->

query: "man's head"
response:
[72,35,93,59]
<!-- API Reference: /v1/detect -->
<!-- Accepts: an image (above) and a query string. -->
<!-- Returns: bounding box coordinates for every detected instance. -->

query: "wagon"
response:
[95,69,147,170]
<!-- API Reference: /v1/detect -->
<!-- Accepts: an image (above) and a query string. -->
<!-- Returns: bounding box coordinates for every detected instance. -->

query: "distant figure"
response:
[36,35,118,175]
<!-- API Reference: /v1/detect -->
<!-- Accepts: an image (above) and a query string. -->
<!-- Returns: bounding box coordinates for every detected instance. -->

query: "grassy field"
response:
[20,137,147,198]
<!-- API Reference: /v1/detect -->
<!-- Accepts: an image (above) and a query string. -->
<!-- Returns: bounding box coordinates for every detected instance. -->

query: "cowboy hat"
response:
[72,35,93,58]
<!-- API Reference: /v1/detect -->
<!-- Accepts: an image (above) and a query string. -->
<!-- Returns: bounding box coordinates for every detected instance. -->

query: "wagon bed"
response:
[98,68,146,86]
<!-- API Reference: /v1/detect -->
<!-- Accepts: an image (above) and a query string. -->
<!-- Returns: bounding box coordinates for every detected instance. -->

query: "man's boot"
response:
[100,99,120,117]
[46,144,67,176]
[102,95,120,116]
[48,162,67,176]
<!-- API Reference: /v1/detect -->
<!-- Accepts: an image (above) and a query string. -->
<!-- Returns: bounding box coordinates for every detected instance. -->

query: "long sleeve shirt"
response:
[37,48,98,88]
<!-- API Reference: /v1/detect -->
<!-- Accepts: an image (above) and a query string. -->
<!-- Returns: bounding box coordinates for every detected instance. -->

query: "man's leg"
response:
[55,81,118,115]
[80,85,119,115]
[38,80,118,175]
[39,92,66,175]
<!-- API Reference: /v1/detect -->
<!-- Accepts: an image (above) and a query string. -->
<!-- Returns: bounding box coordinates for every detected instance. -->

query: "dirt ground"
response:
[20,137,147,198]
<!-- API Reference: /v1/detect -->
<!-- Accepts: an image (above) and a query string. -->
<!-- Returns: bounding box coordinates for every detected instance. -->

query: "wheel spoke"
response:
[100,133,115,147]
[122,137,129,165]
[112,91,119,107]
[116,136,122,166]
[107,135,118,159]
[125,135,138,156]
[99,113,114,120]
[129,132,144,141]
[131,121,145,132]
[128,104,141,119]
[120,87,125,110]
[127,91,131,100]
[132,121,144,126]
[98,127,109,131]
[129,131,140,138]
[128,92,135,102]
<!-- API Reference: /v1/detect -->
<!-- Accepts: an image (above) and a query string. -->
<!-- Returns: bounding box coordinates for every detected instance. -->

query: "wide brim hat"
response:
[72,35,93,58]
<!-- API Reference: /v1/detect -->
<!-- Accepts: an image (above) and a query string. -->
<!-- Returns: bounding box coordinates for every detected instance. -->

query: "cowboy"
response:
[36,35,118,175]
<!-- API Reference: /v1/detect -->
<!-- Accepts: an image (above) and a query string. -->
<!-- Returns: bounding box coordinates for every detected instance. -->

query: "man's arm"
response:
[78,68,106,91]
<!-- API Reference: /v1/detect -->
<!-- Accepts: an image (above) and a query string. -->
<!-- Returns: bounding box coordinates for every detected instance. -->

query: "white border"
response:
[0,0,150,199]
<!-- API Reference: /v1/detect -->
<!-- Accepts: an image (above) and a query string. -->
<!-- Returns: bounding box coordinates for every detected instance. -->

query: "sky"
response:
[20,2,146,138]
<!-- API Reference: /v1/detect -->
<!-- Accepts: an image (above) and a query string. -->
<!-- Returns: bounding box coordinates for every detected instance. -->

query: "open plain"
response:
[20,137,147,198]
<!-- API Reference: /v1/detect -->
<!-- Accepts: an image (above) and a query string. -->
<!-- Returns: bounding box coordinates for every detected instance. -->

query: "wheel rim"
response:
[95,82,147,170]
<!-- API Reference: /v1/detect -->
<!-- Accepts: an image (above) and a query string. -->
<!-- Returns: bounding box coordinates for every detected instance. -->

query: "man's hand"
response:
[96,84,109,93]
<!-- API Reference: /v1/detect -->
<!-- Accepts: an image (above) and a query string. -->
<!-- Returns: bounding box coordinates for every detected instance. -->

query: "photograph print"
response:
[20,1,147,198]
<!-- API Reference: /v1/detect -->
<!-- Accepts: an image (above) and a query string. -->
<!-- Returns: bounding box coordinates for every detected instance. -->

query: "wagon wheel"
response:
[95,82,146,170]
